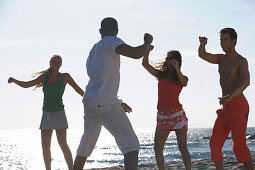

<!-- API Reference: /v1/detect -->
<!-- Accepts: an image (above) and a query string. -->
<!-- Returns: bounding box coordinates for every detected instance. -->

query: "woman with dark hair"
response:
[142,50,191,170]
[8,54,84,170]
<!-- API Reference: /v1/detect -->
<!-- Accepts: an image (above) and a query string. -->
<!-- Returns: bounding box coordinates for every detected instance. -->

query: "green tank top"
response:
[42,73,65,112]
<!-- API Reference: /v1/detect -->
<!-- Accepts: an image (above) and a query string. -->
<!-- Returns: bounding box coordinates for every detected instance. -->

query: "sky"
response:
[0,0,255,130]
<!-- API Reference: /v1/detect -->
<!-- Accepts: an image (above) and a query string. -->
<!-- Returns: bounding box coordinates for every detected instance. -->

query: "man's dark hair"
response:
[101,17,118,36]
[220,28,237,41]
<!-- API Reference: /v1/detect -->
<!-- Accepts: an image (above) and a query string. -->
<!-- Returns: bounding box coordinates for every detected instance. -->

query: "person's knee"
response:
[209,138,214,149]
[233,142,244,152]
[41,140,51,151]
[118,134,139,155]
[232,142,249,158]
[210,136,224,161]
[209,134,215,143]
[57,139,68,149]
[154,143,164,154]
[210,144,219,154]
[209,136,223,155]
[209,135,218,149]
[76,140,95,157]
[177,142,188,153]
[119,143,139,156]
[42,147,50,154]
[177,138,187,148]
[232,135,247,151]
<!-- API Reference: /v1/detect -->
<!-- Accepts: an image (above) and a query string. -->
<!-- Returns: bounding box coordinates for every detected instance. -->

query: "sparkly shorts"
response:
[156,109,188,130]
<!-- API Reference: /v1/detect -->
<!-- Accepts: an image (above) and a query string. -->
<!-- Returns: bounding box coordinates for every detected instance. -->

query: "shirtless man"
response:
[198,28,254,170]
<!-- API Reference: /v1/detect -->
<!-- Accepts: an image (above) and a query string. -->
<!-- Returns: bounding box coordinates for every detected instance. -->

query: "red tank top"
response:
[157,78,183,110]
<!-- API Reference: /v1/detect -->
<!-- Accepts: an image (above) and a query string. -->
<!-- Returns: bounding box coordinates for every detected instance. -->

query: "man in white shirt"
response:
[73,17,153,170]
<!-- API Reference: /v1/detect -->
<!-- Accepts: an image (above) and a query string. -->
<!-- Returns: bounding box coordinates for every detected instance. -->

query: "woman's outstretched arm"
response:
[8,74,45,88]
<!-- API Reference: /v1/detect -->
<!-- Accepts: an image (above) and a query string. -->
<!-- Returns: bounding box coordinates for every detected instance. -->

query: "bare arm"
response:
[230,58,250,99]
[115,33,153,59]
[8,74,45,88]
[198,36,221,64]
[64,73,84,97]
[175,68,188,87]
[142,51,160,77]
[171,59,188,87]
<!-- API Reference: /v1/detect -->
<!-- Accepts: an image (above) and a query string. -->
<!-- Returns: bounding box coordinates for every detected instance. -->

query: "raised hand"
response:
[199,36,208,46]
[144,33,153,44]
[171,59,179,70]
[8,77,15,83]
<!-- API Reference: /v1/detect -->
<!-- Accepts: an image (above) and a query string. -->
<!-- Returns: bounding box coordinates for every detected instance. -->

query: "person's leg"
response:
[154,129,171,170]
[73,103,102,170]
[243,160,254,170]
[41,130,53,170]
[55,128,73,170]
[213,160,224,170]
[230,107,253,169]
[73,125,101,170]
[124,151,138,170]
[175,129,191,170]
[210,114,230,170]
[97,103,140,170]
[73,155,88,170]
[73,125,102,170]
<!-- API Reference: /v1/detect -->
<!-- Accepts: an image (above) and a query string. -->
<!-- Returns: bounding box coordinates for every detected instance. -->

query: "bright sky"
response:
[1,0,255,130]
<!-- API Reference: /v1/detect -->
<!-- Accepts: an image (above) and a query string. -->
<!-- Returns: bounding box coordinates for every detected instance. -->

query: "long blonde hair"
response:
[31,54,62,89]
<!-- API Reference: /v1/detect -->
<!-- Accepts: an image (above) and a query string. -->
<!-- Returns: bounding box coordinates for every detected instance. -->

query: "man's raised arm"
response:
[115,33,153,59]
[198,36,221,64]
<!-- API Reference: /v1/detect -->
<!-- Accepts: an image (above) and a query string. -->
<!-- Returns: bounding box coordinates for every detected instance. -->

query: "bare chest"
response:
[218,59,239,78]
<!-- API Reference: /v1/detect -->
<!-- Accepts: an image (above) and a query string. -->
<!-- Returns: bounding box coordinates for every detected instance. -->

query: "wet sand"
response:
[88,155,255,170]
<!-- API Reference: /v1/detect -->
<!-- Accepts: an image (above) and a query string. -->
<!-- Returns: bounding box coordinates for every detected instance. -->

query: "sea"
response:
[0,127,254,170]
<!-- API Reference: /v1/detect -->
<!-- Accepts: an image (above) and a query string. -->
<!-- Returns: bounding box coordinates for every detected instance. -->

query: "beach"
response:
[89,156,255,170]
[0,128,254,169]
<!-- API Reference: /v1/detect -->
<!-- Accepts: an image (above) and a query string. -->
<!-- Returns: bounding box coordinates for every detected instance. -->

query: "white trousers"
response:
[76,100,139,157]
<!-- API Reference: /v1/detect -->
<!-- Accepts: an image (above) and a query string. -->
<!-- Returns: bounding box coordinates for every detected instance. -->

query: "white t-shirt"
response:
[84,36,125,106]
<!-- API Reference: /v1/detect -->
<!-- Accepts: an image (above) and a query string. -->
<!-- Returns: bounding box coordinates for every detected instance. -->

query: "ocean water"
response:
[0,128,254,169]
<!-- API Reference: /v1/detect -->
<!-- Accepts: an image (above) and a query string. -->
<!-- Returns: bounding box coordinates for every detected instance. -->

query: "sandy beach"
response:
[88,155,255,170]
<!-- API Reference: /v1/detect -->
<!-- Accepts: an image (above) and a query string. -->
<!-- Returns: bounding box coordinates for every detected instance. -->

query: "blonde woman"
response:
[8,54,84,170]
